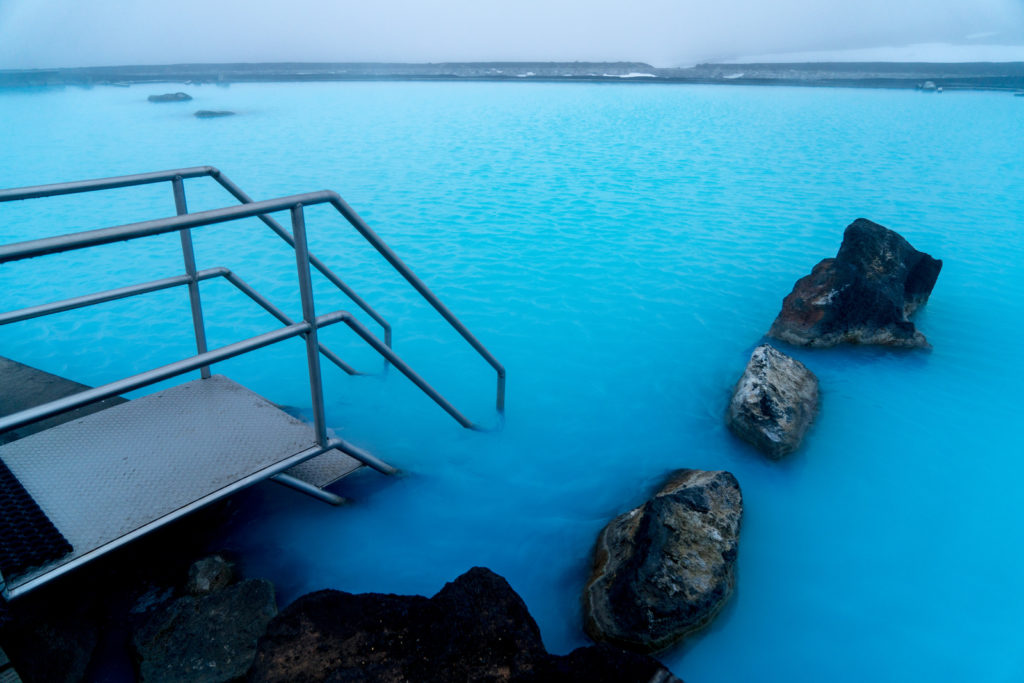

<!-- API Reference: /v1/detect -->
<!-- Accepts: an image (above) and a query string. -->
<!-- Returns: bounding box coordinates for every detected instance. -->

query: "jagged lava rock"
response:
[248,566,680,682]
[522,643,684,683]
[727,344,819,458]
[249,567,543,683]
[583,470,742,653]
[0,596,98,682]
[147,92,192,102]
[133,578,277,683]
[186,554,234,595]
[768,218,942,348]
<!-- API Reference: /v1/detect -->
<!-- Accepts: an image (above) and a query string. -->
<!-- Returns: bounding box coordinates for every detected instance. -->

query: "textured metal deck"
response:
[0,375,359,593]
[284,449,362,488]
[0,357,126,446]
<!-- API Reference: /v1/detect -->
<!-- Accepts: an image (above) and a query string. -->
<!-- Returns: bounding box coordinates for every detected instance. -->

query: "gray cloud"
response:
[1,0,1022,69]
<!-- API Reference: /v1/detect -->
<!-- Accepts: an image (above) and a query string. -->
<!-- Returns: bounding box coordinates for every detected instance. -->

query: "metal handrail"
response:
[1,180,504,428]
[0,167,216,201]
[0,167,505,411]
[0,312,342,434]
[0,167,392,344]
[0,267,360,377]
[0,191,336,260]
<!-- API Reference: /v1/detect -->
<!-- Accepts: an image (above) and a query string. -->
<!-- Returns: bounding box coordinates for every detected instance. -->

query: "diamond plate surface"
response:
[0,375,316,590]
[284,449,362,488]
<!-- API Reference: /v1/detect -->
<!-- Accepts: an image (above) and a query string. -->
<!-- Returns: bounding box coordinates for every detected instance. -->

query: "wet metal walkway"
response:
[0,167,505,600]
[0,372,363,598]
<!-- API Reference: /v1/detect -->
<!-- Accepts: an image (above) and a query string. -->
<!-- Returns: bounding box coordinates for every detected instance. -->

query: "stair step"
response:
[284,449,363,489]
[0,375,330,597]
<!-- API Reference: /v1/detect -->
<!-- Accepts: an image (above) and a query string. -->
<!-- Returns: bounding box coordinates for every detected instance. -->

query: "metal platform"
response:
[0,167,504,600]
[0,375,362,597]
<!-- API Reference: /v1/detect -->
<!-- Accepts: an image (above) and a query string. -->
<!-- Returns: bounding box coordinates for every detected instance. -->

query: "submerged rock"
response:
[133,578,277,683]
[194,110,235,118]
[185,555,234,595]
[727,344,819,458]
[147,92,192,102]
[768,218,942,348]
[248,566,679,682]
[583,470,742,653]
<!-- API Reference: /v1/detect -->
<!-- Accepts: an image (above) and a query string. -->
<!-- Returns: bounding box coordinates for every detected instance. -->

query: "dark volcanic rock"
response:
[0,496,235,682]
[583,470,742,653]
[768,218,942,348]
[727,344,819,458]
[524,643,684,683]
[248,566,680,682]
[133,578,277,683]
[194,110,236,118]
[186,555,235,595]
[0,596,98,682]
[148,92,192,102]
[249,567,543,682]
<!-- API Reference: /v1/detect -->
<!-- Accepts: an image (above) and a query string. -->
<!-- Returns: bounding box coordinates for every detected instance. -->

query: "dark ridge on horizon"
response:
[2,60,1023,91]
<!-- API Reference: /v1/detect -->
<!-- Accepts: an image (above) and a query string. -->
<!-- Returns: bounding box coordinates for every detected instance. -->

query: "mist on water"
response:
[1,0,1023,69]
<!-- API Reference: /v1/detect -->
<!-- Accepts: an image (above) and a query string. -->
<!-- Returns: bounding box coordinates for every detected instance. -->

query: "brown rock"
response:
[583,470,742,653]
[186,555,234,595]
[727,344,819,458]
[768,218,941,348]
[133,578,277,683]
[248,567,681,682]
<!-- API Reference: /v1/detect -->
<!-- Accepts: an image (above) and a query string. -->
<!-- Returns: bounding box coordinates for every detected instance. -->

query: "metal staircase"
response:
[0,167,505,599]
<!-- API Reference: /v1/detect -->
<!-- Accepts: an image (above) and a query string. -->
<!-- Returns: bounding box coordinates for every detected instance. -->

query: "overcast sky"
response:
[1,0,1022,69]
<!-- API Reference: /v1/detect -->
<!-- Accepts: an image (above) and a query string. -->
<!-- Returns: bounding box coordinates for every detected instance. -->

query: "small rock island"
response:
[147,92,192,102]
[768,218,942,348]
[727,344,819,459]
[583,469,742,653]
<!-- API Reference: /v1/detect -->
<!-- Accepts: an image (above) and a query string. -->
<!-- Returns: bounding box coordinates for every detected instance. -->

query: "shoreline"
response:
[2,60,1024,91]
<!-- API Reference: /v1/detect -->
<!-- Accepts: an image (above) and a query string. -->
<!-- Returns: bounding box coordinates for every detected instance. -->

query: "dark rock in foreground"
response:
[768,218,942,348]
[186,554,234,595]
[248,566,679,682]
[194,110,236,118]
[583,470,742,653]
[727,344,819,458]
[0,596,98,682]
[522,643,683,682]
[133,578,277,683]
[148,92,192,102]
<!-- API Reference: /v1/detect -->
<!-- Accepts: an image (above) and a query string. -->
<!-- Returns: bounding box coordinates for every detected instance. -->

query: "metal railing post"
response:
[208,172,394,354]
[172,176,211,379]
[291,204,328,446]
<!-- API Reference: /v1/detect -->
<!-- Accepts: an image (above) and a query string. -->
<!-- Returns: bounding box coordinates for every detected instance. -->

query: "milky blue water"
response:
[1,81,1023,682]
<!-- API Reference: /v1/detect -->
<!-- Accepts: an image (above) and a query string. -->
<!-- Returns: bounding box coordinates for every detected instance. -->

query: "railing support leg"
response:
[270,473,347,505]
[292,204,328,446]
[172,176,211,379]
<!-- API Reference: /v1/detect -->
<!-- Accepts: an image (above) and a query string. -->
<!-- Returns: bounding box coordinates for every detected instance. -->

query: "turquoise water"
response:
[2,81,1023,681]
